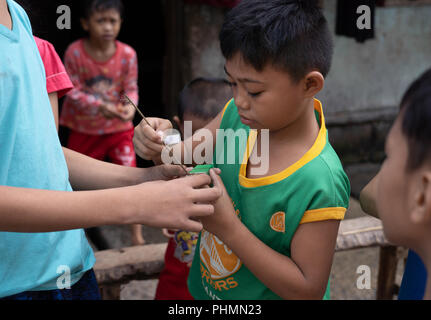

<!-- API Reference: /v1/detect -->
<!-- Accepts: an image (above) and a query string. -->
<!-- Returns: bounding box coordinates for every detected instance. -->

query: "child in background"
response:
[134,0,350,300]
[155,78,232,300]
[0,0,220,300]
[59,0,144,248]
[361,69,431,300]
[34,36,74,131]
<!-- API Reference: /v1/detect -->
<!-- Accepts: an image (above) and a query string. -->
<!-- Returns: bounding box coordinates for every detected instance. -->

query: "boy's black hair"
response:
[219,0,333,82]
[399,68,431,171]
[178,78,233,121]
[82,0,124,19]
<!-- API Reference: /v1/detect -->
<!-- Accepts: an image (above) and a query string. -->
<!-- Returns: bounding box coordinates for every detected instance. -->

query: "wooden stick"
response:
[123,95,188,175]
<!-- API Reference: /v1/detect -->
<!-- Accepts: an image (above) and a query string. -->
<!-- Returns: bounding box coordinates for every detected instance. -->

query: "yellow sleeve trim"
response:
[299,207,346,224]
[220,98,234,120]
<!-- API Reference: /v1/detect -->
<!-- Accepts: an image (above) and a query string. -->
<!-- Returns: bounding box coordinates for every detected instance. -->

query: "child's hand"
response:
[144,164,189,181]
[200,169,240,238]
[133,117,173,162]
[130,174,222,232]
[99,102,124,119]
[119,103,136,122]
[162,228,176,238]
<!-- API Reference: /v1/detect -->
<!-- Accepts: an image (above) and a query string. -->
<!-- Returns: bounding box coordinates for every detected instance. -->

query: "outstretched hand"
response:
[199,169,240,238]
[144,164,190,182]
[131,173,222,232]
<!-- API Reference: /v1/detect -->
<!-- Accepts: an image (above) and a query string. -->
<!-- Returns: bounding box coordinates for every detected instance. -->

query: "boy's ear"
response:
[173,115,181,129]
[302,71,324,98]
[80,18,89,32]
[173,115,184,136]
[410,172,431,224]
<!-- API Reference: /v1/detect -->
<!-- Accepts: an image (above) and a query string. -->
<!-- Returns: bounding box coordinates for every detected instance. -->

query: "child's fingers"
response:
[133,135,160,160]
[162,164,188,179]
[162,228,175,238]
[141,123,163,144]
[192,188,222,203]
[209,169,225,192]
[191,204,215,217]
[182,219,204,233]
[185,173,213,188]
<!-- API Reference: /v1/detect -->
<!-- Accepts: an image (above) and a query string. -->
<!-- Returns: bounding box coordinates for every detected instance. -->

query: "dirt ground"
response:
[91,196,406,300]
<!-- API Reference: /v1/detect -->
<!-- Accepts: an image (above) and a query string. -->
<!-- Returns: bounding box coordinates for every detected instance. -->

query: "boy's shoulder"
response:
[298,141,350,210]
[115,40,137,58]
[64,39,83,57]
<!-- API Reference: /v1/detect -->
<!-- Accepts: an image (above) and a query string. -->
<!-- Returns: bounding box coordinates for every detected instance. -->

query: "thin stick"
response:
[123,95,188,175]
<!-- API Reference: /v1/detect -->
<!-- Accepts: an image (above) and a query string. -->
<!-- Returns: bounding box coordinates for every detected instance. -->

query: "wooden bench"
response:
[94,216,406,300]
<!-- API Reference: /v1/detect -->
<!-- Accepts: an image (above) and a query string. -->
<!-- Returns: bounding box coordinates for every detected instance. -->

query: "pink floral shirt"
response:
[60,39,138,135]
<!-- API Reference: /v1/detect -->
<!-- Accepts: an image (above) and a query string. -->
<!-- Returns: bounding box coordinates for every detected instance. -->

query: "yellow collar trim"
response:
[239,99,327,188]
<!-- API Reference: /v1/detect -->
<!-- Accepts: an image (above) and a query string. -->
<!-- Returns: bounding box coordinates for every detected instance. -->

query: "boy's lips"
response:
[239,113,253,125]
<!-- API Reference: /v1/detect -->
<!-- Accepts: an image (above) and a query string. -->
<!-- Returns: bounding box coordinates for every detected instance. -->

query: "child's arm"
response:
[119,48,138,122]
[48,92,59,131]
[63,147,188,190]
[202,170,339,299]
[0,173,221,233]
[133,109,223,165]
[359,173,380,218]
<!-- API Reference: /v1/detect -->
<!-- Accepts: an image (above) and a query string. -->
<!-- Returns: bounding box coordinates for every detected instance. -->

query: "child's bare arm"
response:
[63,147,186,191]
[359,173,380,218]
[48,92,59,131]
[201,170,338,299]
[133,110,223,165]
[0,174,221,233]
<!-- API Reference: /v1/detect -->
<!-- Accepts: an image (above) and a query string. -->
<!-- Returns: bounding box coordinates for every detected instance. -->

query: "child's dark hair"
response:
[219,0,333,82]
[400,68,431,171]
[82,0,124,19]
[178,78,233,121]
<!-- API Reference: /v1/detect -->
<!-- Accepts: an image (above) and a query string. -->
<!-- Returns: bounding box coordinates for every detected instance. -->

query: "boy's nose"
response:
[234,92,250,111]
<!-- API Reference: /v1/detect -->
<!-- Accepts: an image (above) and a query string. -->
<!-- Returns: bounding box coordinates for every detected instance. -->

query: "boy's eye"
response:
[227,81,236,87]
[248,91,263,97]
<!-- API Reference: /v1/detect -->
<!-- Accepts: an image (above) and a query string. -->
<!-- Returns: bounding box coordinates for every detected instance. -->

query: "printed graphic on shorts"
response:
[270,211,285,233]
[200,230,242,280]
[174,231,198,263]
[114,145,135,166]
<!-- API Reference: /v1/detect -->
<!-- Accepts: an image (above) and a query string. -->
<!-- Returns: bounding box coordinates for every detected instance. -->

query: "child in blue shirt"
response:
[0,0,220,299]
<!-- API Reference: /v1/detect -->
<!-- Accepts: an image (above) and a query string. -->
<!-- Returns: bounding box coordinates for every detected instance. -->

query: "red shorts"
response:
[67,128,136,167]
[155,238,194,300]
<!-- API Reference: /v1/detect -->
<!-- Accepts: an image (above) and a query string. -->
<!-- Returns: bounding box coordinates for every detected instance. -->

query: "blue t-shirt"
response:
[398,250,427,300]
[0,0,95,297]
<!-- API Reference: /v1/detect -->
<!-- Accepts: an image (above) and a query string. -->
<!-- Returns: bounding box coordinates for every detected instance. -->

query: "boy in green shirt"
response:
[134,0,350,299]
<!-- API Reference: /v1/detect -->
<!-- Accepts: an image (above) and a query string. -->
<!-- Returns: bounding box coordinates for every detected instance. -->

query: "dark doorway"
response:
[24,0,166,168]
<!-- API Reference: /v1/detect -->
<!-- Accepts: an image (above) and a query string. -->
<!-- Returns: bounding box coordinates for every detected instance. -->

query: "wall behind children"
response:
[180,0,431,165]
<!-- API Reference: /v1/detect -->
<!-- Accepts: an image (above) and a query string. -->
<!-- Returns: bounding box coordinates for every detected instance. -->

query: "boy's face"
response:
[224,53,312,131]
[377,115,428,248]
[82,9,122,42]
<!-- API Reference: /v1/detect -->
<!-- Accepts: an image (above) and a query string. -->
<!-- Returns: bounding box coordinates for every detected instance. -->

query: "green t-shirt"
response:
[188,99,350,300]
